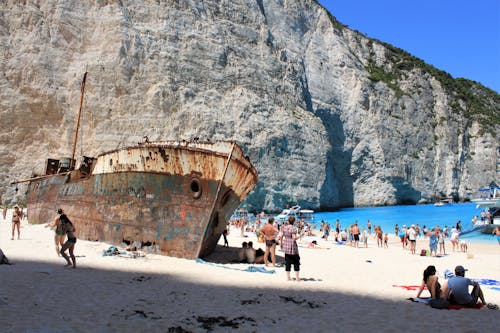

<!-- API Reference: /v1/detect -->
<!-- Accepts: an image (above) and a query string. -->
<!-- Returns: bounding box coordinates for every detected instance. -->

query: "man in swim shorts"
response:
[259,217,279,266]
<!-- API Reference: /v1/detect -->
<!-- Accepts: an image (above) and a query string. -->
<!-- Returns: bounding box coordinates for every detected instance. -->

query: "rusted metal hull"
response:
[25,141,258,259]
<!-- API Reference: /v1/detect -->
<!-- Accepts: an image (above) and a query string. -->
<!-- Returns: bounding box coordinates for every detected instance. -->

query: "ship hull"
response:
[25,141,257,259]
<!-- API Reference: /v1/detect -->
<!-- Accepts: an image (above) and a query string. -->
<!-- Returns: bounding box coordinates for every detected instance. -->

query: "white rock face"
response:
[0,0,498,211]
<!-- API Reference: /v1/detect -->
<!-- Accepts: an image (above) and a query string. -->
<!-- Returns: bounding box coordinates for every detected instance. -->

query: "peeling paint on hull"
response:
[25,141,258,259]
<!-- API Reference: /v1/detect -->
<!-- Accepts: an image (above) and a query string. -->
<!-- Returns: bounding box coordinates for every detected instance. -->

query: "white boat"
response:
[471,187,500,234]
[472,187,500,208]
[434,198,453,206]
[229,208,255,223]
[275,205,314,224]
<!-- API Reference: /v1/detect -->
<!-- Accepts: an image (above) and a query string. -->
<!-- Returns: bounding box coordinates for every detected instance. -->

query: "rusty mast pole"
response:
[70,71,88,170]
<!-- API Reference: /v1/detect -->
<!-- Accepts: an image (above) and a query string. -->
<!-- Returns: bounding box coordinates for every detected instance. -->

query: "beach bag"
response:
[420,249,427,256]
[429,298,449,309]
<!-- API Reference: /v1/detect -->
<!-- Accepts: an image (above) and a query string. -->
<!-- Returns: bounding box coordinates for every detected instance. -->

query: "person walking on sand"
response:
[352,222,360,248]
[407,225,417,254]
[2,206,7,220]
[361,227,368,247]
[438,230,446,255]
[222,225,229,247]
[59,213,77,268]
[280,216,301,282]
[375,226,383,248]
[11,205,22,240]
[45,209,66,256]
[259,217,279,267]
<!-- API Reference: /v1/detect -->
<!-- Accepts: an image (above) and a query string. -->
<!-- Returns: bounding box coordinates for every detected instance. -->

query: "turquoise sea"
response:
[313,203,497,244]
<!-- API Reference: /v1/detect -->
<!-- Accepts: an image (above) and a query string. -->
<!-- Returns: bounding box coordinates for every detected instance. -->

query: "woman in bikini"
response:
[11,206,22,240]
[416,265,446,299]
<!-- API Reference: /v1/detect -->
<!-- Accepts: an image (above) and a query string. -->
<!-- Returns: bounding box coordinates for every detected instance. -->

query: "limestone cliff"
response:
[0,0,498,211]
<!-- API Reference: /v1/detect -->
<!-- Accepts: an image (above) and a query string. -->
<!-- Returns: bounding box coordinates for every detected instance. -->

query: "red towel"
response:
[393,285,426,291]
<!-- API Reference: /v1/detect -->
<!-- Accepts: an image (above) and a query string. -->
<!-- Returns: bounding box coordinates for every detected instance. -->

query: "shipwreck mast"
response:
[70,71,88,170]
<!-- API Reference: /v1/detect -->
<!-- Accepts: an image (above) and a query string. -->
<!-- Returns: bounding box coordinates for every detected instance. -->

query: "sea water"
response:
[313,203,497,244]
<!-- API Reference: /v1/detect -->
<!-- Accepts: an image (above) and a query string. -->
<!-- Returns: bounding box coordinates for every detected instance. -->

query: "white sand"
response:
[0,210,499,332]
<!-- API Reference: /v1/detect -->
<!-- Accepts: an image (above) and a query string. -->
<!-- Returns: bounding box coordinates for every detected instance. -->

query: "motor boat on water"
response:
[275,205,314,224]
[471,187,500,234]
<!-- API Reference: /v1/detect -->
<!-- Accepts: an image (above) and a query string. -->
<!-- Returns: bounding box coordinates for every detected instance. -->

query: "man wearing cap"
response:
[447,265,486,306]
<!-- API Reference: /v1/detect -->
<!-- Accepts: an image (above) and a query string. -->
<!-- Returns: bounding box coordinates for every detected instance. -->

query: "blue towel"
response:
[196,258,276,274]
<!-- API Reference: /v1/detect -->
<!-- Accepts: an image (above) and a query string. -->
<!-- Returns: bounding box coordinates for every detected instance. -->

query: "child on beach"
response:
[383,233,388,248]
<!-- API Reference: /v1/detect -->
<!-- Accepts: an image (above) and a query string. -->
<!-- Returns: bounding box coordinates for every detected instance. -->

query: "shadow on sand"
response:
[0,245,498,333]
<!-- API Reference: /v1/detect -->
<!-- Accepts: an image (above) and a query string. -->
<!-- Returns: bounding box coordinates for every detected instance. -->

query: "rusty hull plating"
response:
[26,141,258,259]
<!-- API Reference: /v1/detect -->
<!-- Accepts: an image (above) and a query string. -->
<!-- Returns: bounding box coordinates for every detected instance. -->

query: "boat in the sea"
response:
[13,73,258,259]
[471,187,500,234]
[275,205,314,224]
[434,198,452,207]
[229,207,256,223]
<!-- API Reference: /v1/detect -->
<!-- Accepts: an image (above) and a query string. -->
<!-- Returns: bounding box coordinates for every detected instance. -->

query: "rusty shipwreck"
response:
[17,73,258,259]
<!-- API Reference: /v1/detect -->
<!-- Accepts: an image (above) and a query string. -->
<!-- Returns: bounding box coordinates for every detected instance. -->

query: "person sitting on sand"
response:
[447,265,486,306]
[245,241,264,264]
[416,265,446,299]
[238,242,248,262]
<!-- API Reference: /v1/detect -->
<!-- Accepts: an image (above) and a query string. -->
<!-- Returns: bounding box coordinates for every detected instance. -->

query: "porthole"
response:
[191,178,202,199]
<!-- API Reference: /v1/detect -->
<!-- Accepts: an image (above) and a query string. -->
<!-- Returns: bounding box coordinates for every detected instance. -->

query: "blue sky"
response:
[317,0,500,93]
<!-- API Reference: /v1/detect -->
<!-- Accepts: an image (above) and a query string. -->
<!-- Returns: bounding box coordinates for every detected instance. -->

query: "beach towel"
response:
[475,278,500,286]
[407,298,486,310]
[393,285,424,291]
[448,303,484,310]
[196,258,275,274]
[407,297,431,304]
[102,246,126,256]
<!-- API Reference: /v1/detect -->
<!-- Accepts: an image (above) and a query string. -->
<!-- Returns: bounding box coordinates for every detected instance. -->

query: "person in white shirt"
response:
[408,225,417,254]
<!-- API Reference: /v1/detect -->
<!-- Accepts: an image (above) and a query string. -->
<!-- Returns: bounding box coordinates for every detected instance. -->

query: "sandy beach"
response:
[0,210,499,333]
